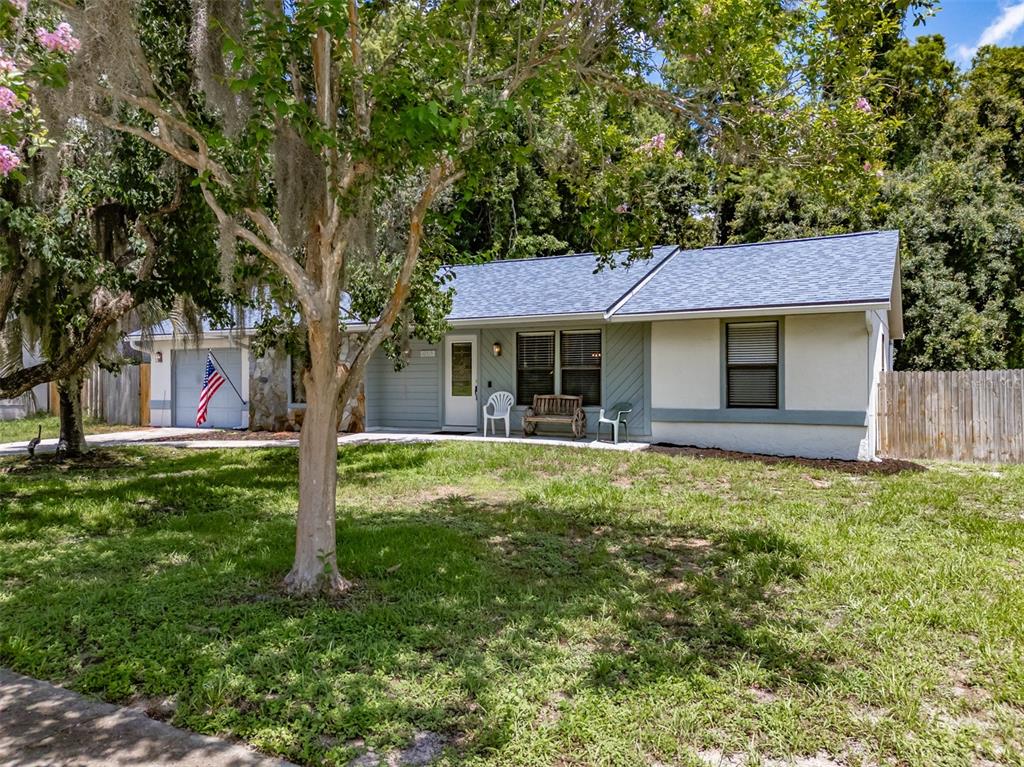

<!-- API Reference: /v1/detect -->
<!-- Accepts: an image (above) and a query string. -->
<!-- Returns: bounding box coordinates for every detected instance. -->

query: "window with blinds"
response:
[726,321,779,408]
[517,333,555,405]
[560,330,602,406]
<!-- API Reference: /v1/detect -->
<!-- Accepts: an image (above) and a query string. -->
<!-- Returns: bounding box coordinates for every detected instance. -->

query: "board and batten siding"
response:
[364,338,442,430]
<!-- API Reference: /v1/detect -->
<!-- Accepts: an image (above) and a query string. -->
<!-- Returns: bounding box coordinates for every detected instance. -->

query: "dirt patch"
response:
[696,750,848,767]
[650,444,925,476]
[147,429,303,442]
[347,730,446,767]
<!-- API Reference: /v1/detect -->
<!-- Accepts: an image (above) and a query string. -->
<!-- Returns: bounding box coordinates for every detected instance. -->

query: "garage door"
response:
[174,349,244,428]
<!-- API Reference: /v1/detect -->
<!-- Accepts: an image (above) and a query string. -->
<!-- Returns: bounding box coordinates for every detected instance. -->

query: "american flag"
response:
[195,352,226,427]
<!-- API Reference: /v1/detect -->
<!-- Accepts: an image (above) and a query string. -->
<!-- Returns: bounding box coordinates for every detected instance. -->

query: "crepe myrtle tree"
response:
[0,0,223,426]
[5,0,897,594]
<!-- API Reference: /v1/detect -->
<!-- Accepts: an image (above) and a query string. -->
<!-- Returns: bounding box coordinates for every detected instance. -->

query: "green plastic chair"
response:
[597,402,633,444]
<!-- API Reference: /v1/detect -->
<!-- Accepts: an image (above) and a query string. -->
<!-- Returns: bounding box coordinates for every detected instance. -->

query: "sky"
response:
[910,1,1024,66]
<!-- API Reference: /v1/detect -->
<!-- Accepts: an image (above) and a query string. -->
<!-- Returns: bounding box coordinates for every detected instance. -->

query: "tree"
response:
[1,126,224,455]
[882,48,1024,370]
[876,34,958,168]
[4,0,897,594]
[0,3,224,457]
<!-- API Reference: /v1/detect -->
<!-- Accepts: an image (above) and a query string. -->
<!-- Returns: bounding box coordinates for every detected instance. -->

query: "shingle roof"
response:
[446,246,678,320]
[134,231,901,337]
[612,230,899,317]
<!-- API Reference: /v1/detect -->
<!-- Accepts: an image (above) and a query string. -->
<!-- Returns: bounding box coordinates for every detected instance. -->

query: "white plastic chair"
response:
[597,402,633,444]
[482,391,514,437]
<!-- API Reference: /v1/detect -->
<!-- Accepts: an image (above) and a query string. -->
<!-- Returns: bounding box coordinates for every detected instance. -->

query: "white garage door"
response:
[174,349,244,428]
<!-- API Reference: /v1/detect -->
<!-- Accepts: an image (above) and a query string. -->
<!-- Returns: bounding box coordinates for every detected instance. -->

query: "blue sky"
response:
[911,1,1024,65]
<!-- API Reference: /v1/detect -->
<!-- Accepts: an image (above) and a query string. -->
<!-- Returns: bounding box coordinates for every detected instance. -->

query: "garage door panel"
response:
[174,350,243,428]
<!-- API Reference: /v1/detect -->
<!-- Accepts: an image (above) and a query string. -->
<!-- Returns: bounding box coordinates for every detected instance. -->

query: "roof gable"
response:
[446,245,677,321]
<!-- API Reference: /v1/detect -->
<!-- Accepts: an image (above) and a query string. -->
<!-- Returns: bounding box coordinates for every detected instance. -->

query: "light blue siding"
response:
[364,323,650,436]
[478,322,651,437]
[603,323,647,436]
[365,339,441,430]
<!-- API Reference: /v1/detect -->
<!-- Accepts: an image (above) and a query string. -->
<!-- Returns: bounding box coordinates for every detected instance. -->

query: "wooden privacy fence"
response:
[52,363,151,426]
[877,370,1024,463]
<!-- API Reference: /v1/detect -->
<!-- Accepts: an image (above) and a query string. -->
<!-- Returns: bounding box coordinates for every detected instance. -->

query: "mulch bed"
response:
[648,443,926,475]
[147,430,302,442]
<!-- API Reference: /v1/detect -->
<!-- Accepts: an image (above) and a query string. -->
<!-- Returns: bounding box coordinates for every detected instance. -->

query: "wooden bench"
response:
[522,394,587,439]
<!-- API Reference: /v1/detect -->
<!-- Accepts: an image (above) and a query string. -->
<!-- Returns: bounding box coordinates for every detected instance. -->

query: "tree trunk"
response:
[56,370,87,459]
[282,335,352,595]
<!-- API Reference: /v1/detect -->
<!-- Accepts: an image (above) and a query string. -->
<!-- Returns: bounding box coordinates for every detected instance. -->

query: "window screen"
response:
[726,321,779,408]
[517,333,554,406]
[560,331,602,406]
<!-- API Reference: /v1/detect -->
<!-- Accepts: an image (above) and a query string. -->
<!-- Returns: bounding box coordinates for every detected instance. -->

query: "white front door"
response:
[444,335,477,429]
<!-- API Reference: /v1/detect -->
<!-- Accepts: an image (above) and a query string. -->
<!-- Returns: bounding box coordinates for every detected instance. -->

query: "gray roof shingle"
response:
[446,245,678,320]
[136,231,900,336]
[612,230,899,317]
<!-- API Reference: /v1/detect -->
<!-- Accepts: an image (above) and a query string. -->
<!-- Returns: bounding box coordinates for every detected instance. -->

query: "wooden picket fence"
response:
[877,370,1024,463]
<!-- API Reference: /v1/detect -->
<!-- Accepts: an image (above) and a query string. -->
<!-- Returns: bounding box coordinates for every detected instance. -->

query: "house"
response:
[0,346,52,421]
[131,230,903,461]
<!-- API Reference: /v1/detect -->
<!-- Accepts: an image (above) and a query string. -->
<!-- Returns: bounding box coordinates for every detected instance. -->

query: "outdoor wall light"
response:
[155,351,163,363]
[492,341,502,357]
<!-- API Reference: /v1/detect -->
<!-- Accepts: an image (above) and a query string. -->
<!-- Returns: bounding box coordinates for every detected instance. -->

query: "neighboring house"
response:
[130,230,903,460]
[0,346,51,421]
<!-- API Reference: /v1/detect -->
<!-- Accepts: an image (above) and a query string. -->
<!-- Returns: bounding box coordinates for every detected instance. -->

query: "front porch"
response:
[363,321,652,439]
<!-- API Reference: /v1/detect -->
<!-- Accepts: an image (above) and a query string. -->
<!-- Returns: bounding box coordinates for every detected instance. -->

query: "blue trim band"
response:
[650,408,867,426]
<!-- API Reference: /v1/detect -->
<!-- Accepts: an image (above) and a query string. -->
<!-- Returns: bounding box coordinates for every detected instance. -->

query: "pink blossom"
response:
[0,56,16,73]
[855,96,872,113]
[614,203,629,214]
[36,22,80,54]
[863,160,872,172]
[674,150,684,159]
[0,145,21,176]
[0,86,18,114]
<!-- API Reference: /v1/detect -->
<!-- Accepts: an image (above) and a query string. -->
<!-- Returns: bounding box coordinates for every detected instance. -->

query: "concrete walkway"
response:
[0,427,649,456]
[0,668,293,767]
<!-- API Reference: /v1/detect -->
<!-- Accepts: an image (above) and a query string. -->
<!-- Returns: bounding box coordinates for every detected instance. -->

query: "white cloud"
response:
[958,2,1024,62]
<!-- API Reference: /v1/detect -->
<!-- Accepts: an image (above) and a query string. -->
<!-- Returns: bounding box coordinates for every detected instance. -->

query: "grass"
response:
[0,413,133,444]
[0,443,1022,767]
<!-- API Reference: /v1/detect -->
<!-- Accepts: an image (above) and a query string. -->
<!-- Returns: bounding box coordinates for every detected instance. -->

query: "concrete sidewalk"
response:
[0,426,649,456]
[0,668,293,767]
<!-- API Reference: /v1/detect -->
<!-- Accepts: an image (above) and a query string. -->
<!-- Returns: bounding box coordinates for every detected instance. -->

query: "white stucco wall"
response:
[651,422,872,460]
[649,311,883,461]
[650,318,719,409]
[145,336,249,428]
[785,312,869,411]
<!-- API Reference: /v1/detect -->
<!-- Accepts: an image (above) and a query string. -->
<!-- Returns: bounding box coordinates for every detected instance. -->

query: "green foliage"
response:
[883,91,1024,370]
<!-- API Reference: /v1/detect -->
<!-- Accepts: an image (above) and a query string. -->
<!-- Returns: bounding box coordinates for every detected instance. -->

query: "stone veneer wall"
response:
[248,341,365,433]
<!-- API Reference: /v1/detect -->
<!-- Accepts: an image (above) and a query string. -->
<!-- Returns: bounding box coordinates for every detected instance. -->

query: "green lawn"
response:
[0,414,134,444]
[1,444,1022,766]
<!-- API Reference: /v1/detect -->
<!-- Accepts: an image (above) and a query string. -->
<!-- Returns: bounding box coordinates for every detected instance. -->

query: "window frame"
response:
[514,328,603,407]
[558,329,603,407]
[515,331,556,406]
[722,318,782,410]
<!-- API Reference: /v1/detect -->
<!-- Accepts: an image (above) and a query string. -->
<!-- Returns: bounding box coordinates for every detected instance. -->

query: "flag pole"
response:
[207,349,246,403]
